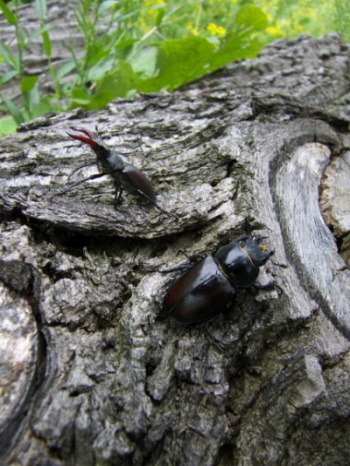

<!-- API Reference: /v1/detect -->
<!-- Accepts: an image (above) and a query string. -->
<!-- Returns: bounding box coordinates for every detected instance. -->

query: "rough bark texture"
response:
[1,22,350,466]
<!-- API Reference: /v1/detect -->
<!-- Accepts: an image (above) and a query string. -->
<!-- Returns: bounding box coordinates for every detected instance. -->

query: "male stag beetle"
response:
[53,126,176,218]
[163,235,274,324]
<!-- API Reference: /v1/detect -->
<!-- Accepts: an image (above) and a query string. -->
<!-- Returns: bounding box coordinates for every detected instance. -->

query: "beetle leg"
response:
[270,260,288,269]
[179,249,196,263]
[160,264,191,274]
[160,248,201,274]
[109,166,178,219]
[134,189,178,219]
[49,172,108,200]
[68,161,96,180]
[114,187,124,207]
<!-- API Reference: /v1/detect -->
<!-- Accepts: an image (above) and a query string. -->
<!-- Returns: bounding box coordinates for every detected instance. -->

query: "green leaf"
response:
[35,0,47,19]
[87,60,138,109]
[0,115,17,136]
[70,87,93,106]
[0,94,25,124]
[84,43,111,71]
[81,0,94,16]
[0,0,18,25]
[98,0,118,13]
[114,38,138,59]
[207,34,263,72]
[0,69,17,85]
[207,6,268,72]
[56,60,76,79]
[31,97,53,119]
[23,86,40,115]
[156,7,166,27]
[21,76,39,93]
[139,37,215,92]
[0,39,19,71]
[130,46,157,78]
[235,5,268,33]
[42,29,51,57]
[87,57,114,81]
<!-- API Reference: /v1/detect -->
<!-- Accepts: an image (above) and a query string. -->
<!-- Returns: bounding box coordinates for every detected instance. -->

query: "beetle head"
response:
[241,236,274,267]
[215,235,274,287]
[68,126,110,161]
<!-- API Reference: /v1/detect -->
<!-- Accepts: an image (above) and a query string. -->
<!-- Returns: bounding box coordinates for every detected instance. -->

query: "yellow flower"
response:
[207,23,226,37]
[266,25,284,37]
[144,0,164,5]
[186,23,199,36]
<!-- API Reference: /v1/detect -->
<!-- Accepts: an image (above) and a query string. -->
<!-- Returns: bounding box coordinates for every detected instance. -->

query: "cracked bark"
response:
[1,24,350,466]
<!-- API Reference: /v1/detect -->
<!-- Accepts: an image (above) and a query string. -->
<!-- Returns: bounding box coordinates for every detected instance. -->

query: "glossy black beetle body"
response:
[163,235,274,324]
[54,127,176,218]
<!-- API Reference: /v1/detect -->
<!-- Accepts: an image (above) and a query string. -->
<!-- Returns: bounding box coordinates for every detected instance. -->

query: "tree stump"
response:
[1,33,350,465]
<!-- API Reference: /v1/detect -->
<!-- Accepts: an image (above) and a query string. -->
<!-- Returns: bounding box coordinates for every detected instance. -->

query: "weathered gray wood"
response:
[321,150,350,265]
[1,25,350,466]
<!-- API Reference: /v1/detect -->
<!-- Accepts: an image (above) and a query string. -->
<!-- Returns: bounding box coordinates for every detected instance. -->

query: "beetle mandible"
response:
[163,235,274,324]
[52,126,176,218]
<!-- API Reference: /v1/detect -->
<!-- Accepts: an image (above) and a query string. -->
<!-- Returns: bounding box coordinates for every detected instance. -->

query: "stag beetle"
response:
[163,235,274,324]
[52,127,176,218]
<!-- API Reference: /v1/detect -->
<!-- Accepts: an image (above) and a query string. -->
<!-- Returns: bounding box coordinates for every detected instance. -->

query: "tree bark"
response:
[1,30,350,465]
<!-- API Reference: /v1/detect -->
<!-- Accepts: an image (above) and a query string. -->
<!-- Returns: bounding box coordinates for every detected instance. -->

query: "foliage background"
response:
[0,0,349,135]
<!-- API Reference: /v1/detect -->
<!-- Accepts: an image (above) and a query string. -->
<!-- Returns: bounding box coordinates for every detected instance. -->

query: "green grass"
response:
[0,0,349,135]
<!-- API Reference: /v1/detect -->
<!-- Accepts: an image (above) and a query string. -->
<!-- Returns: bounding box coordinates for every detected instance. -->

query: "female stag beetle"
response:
[53,126,176,218]
[163,235,274,324]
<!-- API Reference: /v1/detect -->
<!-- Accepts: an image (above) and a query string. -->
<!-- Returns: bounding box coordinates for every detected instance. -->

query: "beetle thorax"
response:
[97,147,125,173]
